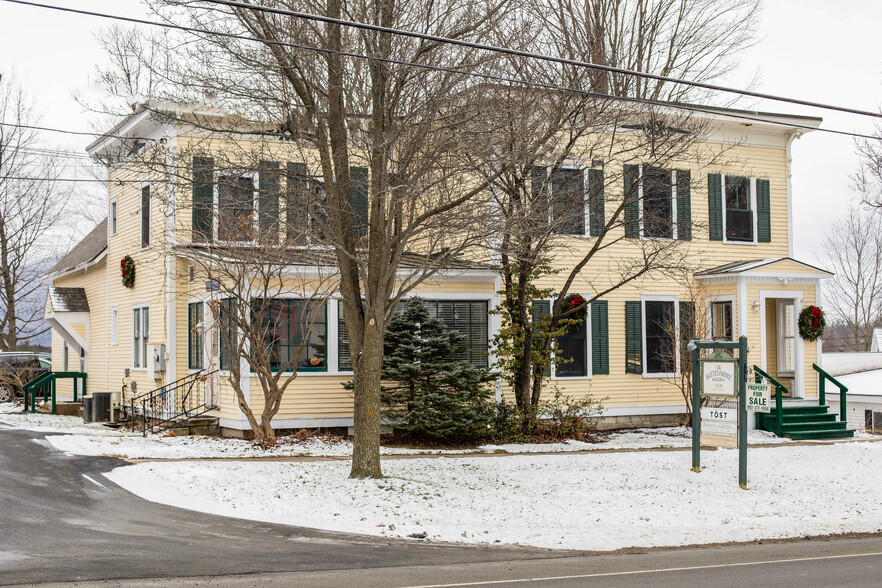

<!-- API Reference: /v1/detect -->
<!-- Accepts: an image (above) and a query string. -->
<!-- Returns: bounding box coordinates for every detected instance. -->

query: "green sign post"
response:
[690,336,749,489]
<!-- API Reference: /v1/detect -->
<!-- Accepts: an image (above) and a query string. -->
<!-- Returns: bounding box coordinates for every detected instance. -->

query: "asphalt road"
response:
[2,424,882,587]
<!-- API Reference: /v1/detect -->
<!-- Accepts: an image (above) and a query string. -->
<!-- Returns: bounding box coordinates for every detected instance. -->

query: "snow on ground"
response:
[0,402,125,436]
[104,442,882,551]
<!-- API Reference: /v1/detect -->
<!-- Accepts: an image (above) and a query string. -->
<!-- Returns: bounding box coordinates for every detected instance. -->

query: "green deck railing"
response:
[753,365,787,435]
[22,372,87,414]
[813,363,847,424]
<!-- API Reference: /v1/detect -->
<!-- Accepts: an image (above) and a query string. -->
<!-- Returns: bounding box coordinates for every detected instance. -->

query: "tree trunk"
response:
[350,317,384,478]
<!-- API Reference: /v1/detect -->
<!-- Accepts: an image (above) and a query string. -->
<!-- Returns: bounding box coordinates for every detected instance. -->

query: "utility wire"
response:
[199,0,882,121]
[0,175,112,183]
[1,0,879,141]
[0,120,155,142]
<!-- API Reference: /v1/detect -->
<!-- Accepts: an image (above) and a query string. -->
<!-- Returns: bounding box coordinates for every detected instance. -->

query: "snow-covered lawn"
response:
[0,401,125,436]
[105,442,882,551]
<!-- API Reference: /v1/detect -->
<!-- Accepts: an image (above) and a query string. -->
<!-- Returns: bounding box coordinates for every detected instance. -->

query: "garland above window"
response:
[797,305,825,342]
[120,255,135,289]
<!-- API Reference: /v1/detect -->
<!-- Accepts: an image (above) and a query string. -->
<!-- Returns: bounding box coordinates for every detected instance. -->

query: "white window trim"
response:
[641,294,680,378]
[721,174,758,245]
[109,198,118,236]
[111,306,119,346]
[140,181,151,250]
[132,303,150,370]
[551,297,593,380]
[540,163,588,238]
[638,166,680,241]
[776,299,797,378]
[705,294,736,342]
[212,170,259,244]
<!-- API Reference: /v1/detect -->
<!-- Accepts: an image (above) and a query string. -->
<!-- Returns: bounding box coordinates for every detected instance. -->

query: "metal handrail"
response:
[753,365,787,435]
[813,363,848,424]
[23,371,87,414]
[128,369,218,435]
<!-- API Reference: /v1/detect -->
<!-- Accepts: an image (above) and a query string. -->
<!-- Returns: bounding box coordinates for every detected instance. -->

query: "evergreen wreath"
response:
[562,293,588,325]
[797,305,825,342]
[120,255,135,289]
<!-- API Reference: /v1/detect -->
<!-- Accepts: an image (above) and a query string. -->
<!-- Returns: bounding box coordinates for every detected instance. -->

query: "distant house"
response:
[870,328,882,352]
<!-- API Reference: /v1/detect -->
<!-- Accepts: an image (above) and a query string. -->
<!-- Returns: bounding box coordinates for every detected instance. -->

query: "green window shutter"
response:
[532,300,551,377]
[349,166,369,239]
[532,165,548,227]
[676,170,691,241]
[258,160,280,242]
[192,156,214,242]
[624,164,639,238]
[757,179,771,242]
[625,300,643,374]
[589,168,605,237]
[591,300,609,375]
[286,162,308,245]
[708,173,723,241]
[679,301,695,347]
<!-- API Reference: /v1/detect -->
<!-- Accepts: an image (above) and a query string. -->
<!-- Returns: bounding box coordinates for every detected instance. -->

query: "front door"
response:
[765,298,800,397]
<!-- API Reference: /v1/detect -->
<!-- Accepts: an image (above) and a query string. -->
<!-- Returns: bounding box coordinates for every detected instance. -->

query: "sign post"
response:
[689,336,749,489]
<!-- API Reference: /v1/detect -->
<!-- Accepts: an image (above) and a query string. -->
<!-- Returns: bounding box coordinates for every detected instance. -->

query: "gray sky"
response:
[1,0,880,266]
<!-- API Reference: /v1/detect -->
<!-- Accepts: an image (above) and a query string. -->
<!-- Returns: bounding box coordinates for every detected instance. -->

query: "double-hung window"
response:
[642,166,673,239]
[644,300,676,375]
[140,184,150,248]
[711,301,734,341]
[132,305,149,369]
[188,302,204,370]
[253,299,327,372]
[550,168,585,235]
[725,175,753,242]
[217,173,256,242]
[110,199,118,236]
[624,165,691,240]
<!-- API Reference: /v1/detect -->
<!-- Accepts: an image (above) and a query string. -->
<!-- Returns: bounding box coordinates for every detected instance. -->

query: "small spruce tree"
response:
[381,298,495,441]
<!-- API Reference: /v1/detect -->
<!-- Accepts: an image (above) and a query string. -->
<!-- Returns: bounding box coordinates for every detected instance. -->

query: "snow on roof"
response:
[832,368,882,397]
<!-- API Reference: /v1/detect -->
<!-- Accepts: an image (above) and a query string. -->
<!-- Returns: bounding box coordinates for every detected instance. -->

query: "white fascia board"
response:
[42,249,108,284]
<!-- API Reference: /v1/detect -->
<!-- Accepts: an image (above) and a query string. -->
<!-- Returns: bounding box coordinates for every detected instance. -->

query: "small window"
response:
[644,300,676,374]
[711,301,733,341]
[133,305,149,369]
[63,341,69,372]
[110,199,118,236]
[111,307,118,345]
[642,166,673,239]
[550,168,585,235]
[725,175,752,242]
[219,298,238,371]
[217,174,255,242]
[141,185,150,248]
[557,316,587,377]
[188,302,204,369]
[778,301,796,374]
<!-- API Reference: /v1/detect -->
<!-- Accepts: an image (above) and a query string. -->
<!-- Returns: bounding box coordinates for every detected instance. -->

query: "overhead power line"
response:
[2,0,880,141]
[0,175,110,183]
[200,0,882,121]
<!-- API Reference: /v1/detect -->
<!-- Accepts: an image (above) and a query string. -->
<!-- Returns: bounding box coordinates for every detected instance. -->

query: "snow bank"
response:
[104,443,882,551]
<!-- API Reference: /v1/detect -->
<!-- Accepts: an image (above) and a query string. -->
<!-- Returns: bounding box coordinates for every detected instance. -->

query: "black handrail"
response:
[127,369,218,435]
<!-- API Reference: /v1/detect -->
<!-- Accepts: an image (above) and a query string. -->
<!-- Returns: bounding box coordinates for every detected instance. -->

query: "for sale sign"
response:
[746,383,771,413]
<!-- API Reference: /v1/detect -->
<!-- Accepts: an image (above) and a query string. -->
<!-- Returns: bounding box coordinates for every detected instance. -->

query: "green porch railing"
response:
[813,363,847,424]
[753,365,787,435]
[22,372,87,415]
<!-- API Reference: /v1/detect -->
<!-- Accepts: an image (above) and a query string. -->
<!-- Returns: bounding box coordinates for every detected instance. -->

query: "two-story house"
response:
[43,102,834,437]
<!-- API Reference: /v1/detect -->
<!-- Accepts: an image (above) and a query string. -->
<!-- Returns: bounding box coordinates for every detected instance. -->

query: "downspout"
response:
[785,130,803,257]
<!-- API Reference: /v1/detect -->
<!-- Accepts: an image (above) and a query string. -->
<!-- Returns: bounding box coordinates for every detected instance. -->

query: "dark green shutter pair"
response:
[624,300,695,374]
[707,173,771,242]
[531,165,604,235]
[624,165,690,240]
[531,299,609,375]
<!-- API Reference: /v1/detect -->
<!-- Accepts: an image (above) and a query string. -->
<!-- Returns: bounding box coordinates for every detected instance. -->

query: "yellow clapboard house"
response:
[43,102,839,437]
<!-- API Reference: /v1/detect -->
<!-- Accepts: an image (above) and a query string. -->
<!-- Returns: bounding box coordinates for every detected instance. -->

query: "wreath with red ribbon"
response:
[120,255,135,289]
[797,305,825,342]
[562,293,588,325]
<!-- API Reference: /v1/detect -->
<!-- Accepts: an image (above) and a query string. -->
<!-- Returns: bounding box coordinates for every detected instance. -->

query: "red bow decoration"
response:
[810,306,821,329]
[120,258,126,277]
[571,294,584,309]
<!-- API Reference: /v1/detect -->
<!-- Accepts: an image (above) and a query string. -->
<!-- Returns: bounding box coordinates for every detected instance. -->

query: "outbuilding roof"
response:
[47,287,90,313]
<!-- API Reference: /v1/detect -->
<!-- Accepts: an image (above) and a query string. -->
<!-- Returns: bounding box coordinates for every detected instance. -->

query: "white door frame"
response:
[758,290,804,398]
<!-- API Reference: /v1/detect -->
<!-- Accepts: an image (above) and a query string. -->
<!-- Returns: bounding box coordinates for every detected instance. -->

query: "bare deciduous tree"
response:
[0,73,71,352]
[822,205,882,351]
